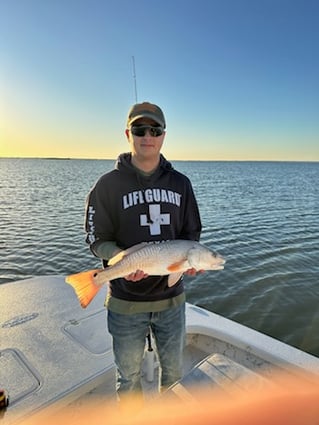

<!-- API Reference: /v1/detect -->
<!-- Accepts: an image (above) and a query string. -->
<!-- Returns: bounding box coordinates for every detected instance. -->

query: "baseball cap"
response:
[127,102,166,128]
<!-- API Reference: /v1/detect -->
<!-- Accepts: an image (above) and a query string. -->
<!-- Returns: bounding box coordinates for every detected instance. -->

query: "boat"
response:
[1,275,319,424]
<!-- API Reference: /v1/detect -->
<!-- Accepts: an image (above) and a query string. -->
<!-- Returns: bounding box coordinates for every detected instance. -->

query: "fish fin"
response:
[65,269,103,308]
[167,260,188,272]
[108,242,150,266]
[108,251,125,266]
[167,272,183,287]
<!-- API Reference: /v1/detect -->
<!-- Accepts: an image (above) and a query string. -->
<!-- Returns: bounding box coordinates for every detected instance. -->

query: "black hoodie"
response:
[85,153,202,302]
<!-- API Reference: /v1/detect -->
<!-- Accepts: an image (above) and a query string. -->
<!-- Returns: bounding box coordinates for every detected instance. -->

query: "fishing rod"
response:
[132,55,138,103]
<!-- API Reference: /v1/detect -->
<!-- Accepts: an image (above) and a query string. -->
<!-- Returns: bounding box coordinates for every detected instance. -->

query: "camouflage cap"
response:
[127,102,166,128]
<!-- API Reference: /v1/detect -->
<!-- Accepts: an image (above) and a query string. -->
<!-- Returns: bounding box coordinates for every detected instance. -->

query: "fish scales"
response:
[65,240,225,308]
[95,241,188,285]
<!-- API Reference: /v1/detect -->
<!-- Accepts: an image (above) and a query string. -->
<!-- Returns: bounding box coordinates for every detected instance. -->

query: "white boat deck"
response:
[166,352,270,401]
[1,276,319,424]
[1,276,112,423]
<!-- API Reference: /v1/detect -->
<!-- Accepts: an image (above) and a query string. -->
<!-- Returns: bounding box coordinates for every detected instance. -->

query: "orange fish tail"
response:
[65,269,103,308]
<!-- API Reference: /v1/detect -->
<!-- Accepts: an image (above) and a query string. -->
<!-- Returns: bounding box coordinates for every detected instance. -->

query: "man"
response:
[85,102,202,398]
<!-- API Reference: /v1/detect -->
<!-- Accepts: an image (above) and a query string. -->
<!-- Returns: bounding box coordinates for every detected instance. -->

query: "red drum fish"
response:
[66,240,225,308]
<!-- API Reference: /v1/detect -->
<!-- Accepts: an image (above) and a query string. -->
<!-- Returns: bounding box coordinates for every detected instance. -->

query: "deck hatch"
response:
[0,349,41,406]
[62,310,112,355]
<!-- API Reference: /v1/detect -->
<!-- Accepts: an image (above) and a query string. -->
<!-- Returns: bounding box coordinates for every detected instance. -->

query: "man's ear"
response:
[125,129,130,140]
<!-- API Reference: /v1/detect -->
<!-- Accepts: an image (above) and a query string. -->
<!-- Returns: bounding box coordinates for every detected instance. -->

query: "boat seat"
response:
[165,353,270,401]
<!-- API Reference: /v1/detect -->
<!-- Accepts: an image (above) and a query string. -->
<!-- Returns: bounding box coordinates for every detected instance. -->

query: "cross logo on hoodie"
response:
[140,204,170,235]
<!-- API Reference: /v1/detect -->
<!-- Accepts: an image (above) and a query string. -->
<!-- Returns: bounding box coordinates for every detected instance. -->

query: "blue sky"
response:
[1,0,318,160]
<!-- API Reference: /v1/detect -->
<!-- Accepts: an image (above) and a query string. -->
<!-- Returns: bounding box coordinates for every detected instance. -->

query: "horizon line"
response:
[1,156,318,163]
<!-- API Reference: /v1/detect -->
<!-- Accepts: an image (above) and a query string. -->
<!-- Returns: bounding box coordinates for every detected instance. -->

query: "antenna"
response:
[132,56,138,103]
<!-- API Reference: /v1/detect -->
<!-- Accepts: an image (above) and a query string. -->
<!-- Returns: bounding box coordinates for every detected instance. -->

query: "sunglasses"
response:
[130,125,164,137]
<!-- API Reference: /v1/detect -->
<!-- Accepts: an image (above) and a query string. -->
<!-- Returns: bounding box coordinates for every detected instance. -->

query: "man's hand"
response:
[124,270,149,282]
[124,268,204,282]
[184,268,205,276]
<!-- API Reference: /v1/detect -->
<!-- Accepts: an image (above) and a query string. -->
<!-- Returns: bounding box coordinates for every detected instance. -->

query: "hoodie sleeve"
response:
[179,178,202,241]
[85,177,117,256]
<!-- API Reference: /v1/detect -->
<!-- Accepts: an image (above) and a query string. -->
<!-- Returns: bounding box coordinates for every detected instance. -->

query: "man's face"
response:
[126,118,166,160]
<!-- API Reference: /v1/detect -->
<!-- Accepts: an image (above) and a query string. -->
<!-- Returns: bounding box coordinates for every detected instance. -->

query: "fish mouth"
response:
[214,258,226,269]
[213,264,225,270]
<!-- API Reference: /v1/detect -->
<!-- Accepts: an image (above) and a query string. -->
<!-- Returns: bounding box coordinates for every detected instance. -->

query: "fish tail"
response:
[65,269,103,308]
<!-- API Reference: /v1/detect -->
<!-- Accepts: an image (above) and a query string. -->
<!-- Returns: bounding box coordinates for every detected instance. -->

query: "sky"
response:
[1,0,318,161]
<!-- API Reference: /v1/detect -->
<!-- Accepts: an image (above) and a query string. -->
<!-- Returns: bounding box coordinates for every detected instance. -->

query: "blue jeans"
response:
[107,302,185,397]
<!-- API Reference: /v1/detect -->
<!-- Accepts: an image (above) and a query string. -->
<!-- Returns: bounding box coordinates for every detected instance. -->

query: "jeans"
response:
[107,302,186,397]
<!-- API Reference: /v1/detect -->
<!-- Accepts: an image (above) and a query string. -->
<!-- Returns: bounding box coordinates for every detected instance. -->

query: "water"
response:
[1,158,318,357]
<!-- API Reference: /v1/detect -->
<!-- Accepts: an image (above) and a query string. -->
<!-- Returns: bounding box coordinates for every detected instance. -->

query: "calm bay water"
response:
[1,158,318,357]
